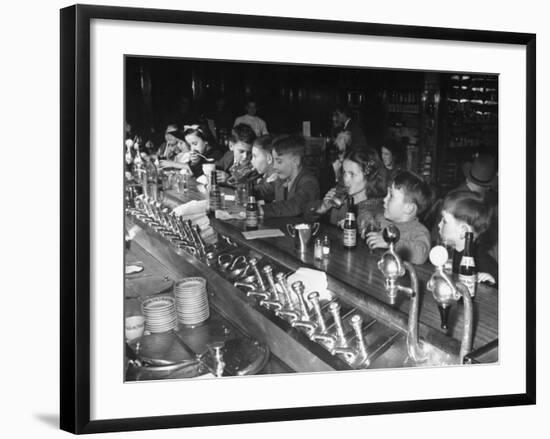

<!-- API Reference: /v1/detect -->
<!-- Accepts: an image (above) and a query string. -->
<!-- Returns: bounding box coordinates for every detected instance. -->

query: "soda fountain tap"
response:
[377,225,407,304]
[290,281,311,320]
[262,265,278,298]
[349,314,370,367]
[275,272,295,310]
[328,300,358,363]
[274,273,301,322]
[260,265,284,311]
[192,224,207,257]
[307,292,337,349]
[249,258,267,291]
[308,292,327,333]
[289,281,317,336]
[427,246,474,363]
[377,224,425,362]
[328,302,348,348]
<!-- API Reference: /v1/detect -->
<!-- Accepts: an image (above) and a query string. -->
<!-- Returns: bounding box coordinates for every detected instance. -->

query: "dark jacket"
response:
[216,150,234,172]
[344,118,368,151]
[255,168,320,218]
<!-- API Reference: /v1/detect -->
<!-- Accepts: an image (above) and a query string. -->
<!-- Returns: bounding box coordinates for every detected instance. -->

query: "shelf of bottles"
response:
[417,79,441,184]
[444,74,498,150]
[382,89,421,114]
[377,89,422,175]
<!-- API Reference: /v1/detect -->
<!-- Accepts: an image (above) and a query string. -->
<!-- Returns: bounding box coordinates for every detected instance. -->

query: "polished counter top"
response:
[163,183,498,356]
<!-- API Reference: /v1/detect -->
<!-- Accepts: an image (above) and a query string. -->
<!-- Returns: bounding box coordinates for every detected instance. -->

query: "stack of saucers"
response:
[174,277,210,327]
[141,296,177,333]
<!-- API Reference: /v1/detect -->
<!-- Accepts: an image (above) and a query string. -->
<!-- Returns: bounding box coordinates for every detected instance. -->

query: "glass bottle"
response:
[458,232,478,298]
[245,194,259,230]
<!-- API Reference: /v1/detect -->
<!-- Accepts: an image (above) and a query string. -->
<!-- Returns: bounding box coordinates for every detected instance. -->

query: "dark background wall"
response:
[125,56,424,148]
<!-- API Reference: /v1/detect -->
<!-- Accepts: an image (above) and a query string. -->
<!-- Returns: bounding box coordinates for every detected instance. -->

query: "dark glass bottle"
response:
[208,171,222,213]
[245,194,259,230]
[343,207,357,250]
[458,231,478,298]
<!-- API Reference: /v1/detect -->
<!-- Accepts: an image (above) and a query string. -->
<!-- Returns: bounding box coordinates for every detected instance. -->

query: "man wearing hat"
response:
[450,153,498,197]
[428,153,498,256]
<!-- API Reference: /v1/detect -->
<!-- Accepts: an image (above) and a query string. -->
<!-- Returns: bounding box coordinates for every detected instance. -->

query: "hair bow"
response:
[183,124,202,133]
[365,160,380,178]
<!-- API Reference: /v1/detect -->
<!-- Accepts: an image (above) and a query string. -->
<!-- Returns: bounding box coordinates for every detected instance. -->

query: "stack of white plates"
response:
[175,277,210,327]
[141,296,177,333]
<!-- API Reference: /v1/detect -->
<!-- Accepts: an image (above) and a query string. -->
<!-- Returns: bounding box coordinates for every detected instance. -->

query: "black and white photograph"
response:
[52,2,539,435]
[123,56,500,380]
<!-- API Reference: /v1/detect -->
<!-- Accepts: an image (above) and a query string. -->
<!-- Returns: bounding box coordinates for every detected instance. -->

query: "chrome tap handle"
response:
[291,320,317,337]
[195,225,207,257]
[262,265,278,300]
[328,302,348,347]
[276,309,300,323]
[331,346,358,364]
[260,299,283,311]
[276,272,294,310]
[349,314,369,362]
[311,333,336,350]
[246,290,270,301]
[291,281,311,321]
[249,258,267,291]
[307,291,327,333]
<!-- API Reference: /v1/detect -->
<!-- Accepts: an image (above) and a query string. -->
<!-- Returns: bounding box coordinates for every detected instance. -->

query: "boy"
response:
[255,135,320,218]
[366,171,431,264]
[438,191,497,282]
[216,123,256,183]
[250,135,278,185]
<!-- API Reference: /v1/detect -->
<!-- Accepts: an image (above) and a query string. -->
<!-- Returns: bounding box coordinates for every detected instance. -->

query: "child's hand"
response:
[216,170,229,183]
[316,188,336,214]
[477,272,496,285]
[158,160,175,169]
[365,231,389,250]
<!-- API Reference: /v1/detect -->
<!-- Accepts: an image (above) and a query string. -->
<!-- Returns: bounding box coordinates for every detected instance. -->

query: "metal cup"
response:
[286,222,320,253]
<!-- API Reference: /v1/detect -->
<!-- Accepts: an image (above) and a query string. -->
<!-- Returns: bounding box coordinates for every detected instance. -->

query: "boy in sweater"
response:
[366,171,431,264]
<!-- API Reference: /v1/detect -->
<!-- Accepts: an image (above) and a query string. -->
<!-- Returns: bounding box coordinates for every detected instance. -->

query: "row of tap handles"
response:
[239,258,370,368]
[127,194,370,367]
[127,194,208,258]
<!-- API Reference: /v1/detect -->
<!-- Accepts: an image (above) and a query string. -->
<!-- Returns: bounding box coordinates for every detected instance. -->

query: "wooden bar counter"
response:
[162,183,498,360]
[125,180,498,373]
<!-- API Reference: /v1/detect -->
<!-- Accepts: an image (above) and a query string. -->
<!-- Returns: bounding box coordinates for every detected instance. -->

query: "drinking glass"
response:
[236,184,248,207]
[328,182,348,209]
[365,219,381,253]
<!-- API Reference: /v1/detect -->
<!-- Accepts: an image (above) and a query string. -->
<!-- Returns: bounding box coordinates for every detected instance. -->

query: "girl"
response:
[311,149,388,230]
[379,139,405,182]
[158,125,222,178]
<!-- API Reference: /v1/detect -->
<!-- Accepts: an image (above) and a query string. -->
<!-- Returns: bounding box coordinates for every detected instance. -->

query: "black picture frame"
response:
[60,4,536,434]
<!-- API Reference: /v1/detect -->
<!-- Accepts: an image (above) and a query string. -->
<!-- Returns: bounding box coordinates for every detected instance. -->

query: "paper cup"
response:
[202,163,216,177]
[125,315,145,341]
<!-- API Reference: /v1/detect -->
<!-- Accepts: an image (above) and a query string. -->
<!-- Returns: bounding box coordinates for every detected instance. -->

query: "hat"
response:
[462,154,497,187]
